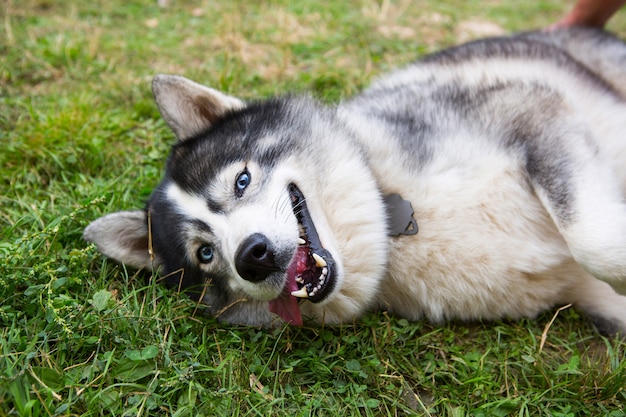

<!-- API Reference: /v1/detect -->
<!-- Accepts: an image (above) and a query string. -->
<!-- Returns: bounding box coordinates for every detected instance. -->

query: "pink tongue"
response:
[268,278,302,326]
[268,246,308,326]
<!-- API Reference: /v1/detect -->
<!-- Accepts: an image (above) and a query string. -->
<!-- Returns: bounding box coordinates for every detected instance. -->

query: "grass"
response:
[2,0,626,415]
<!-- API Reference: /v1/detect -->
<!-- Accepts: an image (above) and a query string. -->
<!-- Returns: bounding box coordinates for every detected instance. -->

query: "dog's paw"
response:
[569,276,626,337]
[566,213,626,295]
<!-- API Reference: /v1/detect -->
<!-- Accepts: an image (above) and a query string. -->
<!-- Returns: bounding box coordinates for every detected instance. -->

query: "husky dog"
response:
[84,28,626,334]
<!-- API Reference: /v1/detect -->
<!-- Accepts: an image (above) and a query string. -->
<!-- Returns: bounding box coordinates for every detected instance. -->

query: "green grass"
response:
[2,0,626,415]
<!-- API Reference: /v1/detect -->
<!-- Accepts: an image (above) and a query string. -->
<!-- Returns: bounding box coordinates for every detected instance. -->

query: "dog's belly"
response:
[380,255,583,323]
[375,143,576,323]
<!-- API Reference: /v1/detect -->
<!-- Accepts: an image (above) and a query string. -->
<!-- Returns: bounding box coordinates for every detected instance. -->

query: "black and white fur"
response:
[84,28,626,334]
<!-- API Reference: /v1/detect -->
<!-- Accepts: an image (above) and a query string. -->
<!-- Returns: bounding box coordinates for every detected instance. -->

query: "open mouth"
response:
[267,184,337,325]
[287,184,336,302]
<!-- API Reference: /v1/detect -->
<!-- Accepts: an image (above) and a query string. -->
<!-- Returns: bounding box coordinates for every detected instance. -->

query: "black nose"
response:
[235,233,281,282]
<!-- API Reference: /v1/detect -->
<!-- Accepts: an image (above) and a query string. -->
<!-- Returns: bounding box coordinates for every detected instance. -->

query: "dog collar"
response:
[384,193,418,236]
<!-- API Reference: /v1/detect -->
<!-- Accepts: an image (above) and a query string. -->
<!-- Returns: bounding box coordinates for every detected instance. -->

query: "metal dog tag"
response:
[384,193,418,236]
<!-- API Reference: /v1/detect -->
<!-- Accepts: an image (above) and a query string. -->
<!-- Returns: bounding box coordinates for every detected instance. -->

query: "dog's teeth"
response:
[291,288,309,298]
[298,237,306,245]
[312,253,327,268]
[295,275,304,284]
[321,267,328,276]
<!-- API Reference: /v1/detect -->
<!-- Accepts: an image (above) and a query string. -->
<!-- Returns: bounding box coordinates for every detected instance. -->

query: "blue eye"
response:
[235,169,251,195]
[197,245,214,264]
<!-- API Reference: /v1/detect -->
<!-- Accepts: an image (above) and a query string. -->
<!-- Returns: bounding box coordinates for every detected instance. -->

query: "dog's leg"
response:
[527,127,626,294]
[566,272,626,336]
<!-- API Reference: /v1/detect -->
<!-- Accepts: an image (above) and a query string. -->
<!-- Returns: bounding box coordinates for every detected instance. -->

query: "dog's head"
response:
[84,75,389,326]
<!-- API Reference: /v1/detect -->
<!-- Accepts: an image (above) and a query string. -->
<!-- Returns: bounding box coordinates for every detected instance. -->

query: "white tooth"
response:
[291,288,309,298]
[319,276,325,285]
[312,253,327,268]
[298,238,306,245]
[295,276,304,284]
[322,267,328,276]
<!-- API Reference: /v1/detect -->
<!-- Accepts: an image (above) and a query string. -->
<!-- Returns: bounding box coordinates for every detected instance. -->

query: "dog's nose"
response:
[235,233,281,282]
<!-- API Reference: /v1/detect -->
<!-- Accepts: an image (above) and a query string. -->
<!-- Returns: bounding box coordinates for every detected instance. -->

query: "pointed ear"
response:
[152,74,245,141]
[83,211,154,270]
